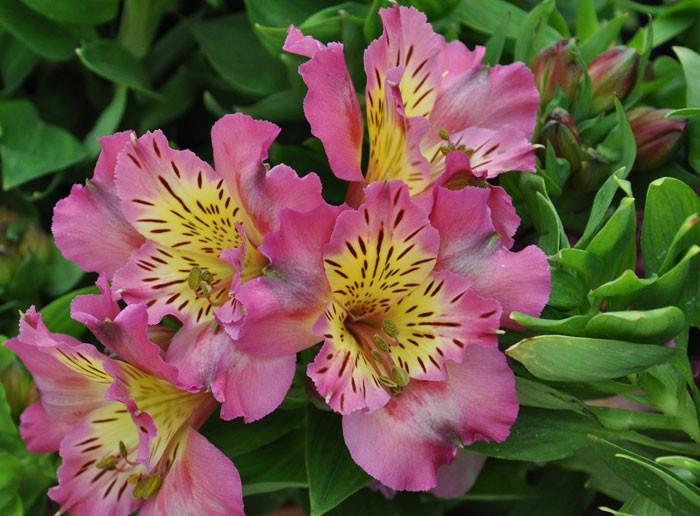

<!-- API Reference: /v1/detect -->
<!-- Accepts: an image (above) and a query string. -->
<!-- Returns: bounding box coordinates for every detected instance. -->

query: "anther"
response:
[439,129,450,140]
[381,319,399,338]
[133,474,162,500]
[95,456,119,470]
[372,334,389,351]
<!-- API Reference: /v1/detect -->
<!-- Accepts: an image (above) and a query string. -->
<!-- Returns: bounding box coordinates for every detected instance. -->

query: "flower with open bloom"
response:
[283,4,539,203]
[5,284,243,515]
[52,113,322,419]
[229,180,549,490]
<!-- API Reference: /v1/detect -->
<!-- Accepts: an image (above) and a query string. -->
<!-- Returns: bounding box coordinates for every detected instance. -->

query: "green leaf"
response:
[513,0,557,64]
[590,436,700,514]
[510,312,590,336]
[76,40,155,96]
[0,100,87,190]
[578,14,628,64]
[641,177,700,276]
[515,377,586,413]
[39,285,99,336]
[584,307,685,345]
[0,33,38,95]
[22,0,119,24]
[555,247,603,287]
[468,408,603,461]
[236,90,304,124]
[306,408,370,515]
[546,267,589,309]
[597,100,637,178]
[591,270,657,299]
[0,0,78,61]
[454,0,560,41]
[575,0,598,42]
[603,494,672,516]
[483,11,510,66]
[189,14,288,97]
[675,46,700,174]
[507,335,675,382]
[83,86,128,157]
[42,243,83,297]
[575,170,629,249]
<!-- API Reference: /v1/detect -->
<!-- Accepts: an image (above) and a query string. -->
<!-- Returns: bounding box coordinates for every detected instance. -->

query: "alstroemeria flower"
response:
[230,181,529,490]
[5,293,243,515]
[284,4,539,201]
[53,113,320,419]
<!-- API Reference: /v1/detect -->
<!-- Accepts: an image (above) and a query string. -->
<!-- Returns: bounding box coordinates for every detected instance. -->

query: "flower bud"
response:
[572,149,611,192]
[0,359,37,418]
[587,46,639,115]
[627,107,687,171]
[530,39,582,107]
[539,108,585,173]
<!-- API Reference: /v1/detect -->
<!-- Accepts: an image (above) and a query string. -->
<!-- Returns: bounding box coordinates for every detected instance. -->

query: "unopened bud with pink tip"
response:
[587,46,639,115]
[628,107,687,171]
[530,39,582,107]
[539,108,585,173]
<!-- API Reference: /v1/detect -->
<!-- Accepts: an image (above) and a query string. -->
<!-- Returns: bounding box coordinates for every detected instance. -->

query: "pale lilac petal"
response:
[429,63,539,142]
[438,42,485,90]
[454,126,536,176]
[430,187,550,328]
[5,308,111,453]
[293,40,364,182]
[485,185,521,248]
[283,25,325,58]
[431,450,487,498]
[92,132,133,186]
[212,114,325,240]
[166,324,296,422]
[342,346,517,491]
[231,203,342,356]
[140,429,244,516]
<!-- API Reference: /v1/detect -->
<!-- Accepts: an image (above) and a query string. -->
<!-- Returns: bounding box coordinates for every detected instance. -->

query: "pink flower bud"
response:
[539,108,585,173]
[530,39,582,107]
[587,47,639,115]
[628,107,687,171]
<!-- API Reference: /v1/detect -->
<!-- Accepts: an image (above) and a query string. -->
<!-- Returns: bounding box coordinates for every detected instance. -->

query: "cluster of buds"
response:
[0,209,52,290]
[529,39,582,107]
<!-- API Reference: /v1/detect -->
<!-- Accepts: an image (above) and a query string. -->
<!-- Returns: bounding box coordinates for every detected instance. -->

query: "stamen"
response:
[119,441,128,458]
[438,129,450,140]
[381,319,399,338]
[95,456,119,470]
[129,132,138,147]
[132,474,162,500]
[372,334,390,351]
[391,366,409,387]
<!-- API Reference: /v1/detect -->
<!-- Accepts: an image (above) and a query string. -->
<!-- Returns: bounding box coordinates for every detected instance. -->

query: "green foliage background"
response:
[1,0,700,514]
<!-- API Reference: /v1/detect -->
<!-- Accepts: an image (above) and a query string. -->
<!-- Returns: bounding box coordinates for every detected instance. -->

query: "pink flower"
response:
[5,287,244,515]
[284,4,539,200]
[231,181,549,490]
[52,114,321,420]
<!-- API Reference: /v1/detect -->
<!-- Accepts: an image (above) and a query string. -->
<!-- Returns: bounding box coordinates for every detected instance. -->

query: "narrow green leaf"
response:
[576,168,628,249]
[22,0,119,24]
[575,0,598,42]
[675,46,700,174]
[0,34,38,95]
[306,408,370,515]
[84,86,128,157]
[507,335,675,382]
[76,40,155,96]
[590,437,700,514]
[39,285,99,336]
[510,312,590,336]
[514,0,557,64]
[666,107,700,117]
[0,0,78,61]
[515,377,586,413]
[0,100,87,190]
[578,14,628,64]
[585,307,685,345]
[454,0,560,41]
[483,11,510,66]
[591,270,657,299]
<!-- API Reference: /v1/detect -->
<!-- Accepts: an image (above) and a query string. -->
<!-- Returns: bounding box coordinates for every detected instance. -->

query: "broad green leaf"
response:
[237,90,304,124]
[555,248,603,287]
[513,0,557,64]
[39,285,99,336]
[591,270,657,299]
[468,408,603,461]
[590,436,700,514]
[585,307,685,345]
[189,14,288,97]
[507,335,675,382]
[546,267,589,309]
[462,459,537,501]
[41,243,83,297]
[604,494,671,516]
[0,100,86,190]
[597,99,637,178]
[585,197,637,284]
[515,377,586,413]
[243,0,334,31]
[454,0,560,41]
[22,0,119,24]
[76,40,155,96]
[306,408,370,515]
[0,0,78,61]
[483,11,510,66]
[202,407,306,458]
[236,429,308,496]
[641,177,700,275]
[0,34,38,95]
[575,168,629,249]
[675,46,700,174]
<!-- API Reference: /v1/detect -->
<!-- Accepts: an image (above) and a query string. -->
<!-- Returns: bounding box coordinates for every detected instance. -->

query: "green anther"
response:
[381,319,399,338]
[391,366,410,387]
[133,475,162,500]
[187,266,202,290]
[371,350,383,362]
[372,334,389,351]
[378,375,398,389]
[96,455,119,470]
[438,128,450,140]
[201,270,214,284]
[119,441,128,458]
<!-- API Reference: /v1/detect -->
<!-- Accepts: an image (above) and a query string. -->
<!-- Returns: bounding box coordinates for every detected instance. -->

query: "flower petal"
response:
[431,449,487,498]
[342,346,518,491]
[430,186,550,328]
[139,428,244,516]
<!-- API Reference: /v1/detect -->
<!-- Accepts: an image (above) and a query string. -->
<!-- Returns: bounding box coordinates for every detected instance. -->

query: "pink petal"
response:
[438,41,485,90]
[283,25,325,58]
[166,324,296,422]
[53,138,144,278]
[4,308,110,453]
[139,429,244,516]
[230,203,342,356]
[342,346,517,491]
[453,126,536,177]
[430,187,550,328]
[431,449,488,498]
[212,114,325,240]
